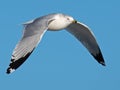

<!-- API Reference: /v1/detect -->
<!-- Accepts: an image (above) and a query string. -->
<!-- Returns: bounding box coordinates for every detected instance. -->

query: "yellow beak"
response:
[73,20,77,23]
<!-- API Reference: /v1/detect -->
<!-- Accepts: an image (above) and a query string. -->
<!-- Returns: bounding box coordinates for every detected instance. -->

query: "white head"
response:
[48,14,76,30]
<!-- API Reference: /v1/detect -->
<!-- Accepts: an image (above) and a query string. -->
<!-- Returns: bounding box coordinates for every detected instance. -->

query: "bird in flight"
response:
[7,13,105,74]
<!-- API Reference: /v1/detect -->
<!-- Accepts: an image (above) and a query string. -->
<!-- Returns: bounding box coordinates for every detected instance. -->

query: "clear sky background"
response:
[0,0,120,90]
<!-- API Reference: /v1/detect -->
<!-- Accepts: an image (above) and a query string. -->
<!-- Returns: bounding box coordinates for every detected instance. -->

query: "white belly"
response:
[48,19,69,31]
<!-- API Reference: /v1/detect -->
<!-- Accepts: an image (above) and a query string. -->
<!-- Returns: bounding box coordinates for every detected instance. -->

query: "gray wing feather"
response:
[66,22,105,66]
[7,18,48,74]
[12,23,47,60]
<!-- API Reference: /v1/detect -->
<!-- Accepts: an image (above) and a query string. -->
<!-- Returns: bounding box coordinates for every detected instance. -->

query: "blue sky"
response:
[0,0,120,90]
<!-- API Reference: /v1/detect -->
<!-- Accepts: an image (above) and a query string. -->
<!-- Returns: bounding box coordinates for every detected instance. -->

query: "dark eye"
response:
[67,18,70,20]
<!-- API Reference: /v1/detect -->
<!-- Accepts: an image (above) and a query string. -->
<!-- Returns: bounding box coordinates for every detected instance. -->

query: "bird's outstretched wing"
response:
[66,21,105,66]
[6,19,49,74]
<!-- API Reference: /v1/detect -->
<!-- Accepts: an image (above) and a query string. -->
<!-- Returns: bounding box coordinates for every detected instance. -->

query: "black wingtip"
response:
[6,67,15,74]
[91,50,106,66]
[6,68,10,74]
[100,61,106,66]
[6,50,34,74]
[6,58,26,74]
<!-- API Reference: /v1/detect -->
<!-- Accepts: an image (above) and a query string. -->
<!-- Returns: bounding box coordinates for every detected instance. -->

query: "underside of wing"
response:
[66,22,105,66]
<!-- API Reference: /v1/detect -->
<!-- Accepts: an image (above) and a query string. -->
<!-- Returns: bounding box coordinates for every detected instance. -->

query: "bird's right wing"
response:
[7,19,48,74]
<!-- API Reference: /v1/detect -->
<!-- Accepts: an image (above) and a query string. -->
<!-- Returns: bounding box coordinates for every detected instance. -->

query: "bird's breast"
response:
[48,19,69,31]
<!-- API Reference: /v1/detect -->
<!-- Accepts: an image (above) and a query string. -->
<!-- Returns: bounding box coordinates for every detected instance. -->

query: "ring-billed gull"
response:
[6,13,105,74]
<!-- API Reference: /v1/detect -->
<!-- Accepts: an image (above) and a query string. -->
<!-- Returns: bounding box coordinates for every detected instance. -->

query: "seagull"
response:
[6,13,105,74]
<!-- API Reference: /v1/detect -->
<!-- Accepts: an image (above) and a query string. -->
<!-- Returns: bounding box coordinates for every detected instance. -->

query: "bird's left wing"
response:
[66,21,105,66]
[7,19,49,74]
